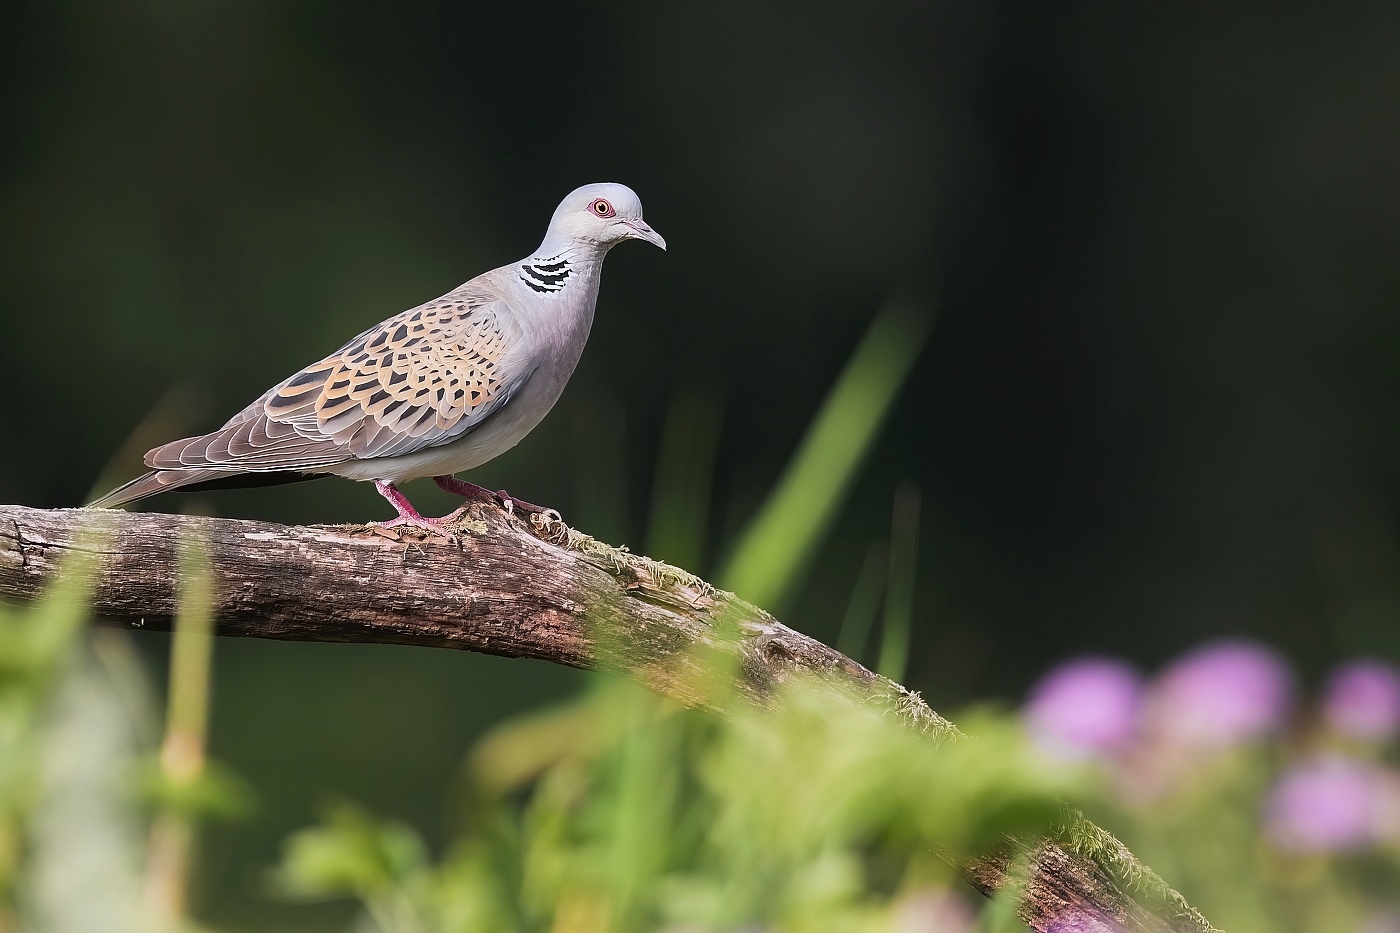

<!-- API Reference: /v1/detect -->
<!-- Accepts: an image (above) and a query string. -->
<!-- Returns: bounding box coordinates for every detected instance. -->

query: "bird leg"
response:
[371,480,460,537]
[433,475,496,500]
[433,475,548,517]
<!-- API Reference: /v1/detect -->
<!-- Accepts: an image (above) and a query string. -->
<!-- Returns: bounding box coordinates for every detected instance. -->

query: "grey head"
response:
[534,182,666,255]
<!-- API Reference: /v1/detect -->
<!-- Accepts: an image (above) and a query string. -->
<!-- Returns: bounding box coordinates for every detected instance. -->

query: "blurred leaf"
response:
[0,560,95,809]
[273,802,428,902]
[132,757,254,822]
[465,700,611,798]
[22,645,147,933]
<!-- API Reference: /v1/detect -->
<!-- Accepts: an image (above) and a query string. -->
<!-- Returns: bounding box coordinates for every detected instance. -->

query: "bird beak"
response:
[623,220,666,251]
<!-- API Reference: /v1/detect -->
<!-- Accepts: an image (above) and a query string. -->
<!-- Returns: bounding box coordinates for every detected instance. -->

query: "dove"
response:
[90,182,665,532]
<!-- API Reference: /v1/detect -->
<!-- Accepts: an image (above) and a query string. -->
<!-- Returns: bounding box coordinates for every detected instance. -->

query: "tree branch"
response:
[0,503,1215,932]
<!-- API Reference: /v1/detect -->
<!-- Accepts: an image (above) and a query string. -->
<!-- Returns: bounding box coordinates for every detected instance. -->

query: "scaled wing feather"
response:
[143,288,528,474]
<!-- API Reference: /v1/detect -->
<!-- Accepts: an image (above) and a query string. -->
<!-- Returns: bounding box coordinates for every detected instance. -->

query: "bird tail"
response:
[88,467,323,509]
[87,469,230,509]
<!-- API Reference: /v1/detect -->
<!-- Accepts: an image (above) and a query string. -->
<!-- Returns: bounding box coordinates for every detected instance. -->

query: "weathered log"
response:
[0,503,1216,932]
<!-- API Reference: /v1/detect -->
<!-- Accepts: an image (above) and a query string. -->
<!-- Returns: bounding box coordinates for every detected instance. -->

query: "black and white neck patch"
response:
[519,256,572,294]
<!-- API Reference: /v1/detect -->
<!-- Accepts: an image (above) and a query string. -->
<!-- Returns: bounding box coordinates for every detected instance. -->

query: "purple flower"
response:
[1323,659,1400,742]
[1265,756,1385,852]
[1147,640,1291,748]
[1025,657,1143,759]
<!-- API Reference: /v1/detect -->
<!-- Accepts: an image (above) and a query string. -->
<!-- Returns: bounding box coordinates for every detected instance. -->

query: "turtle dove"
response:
[90,183,665,532]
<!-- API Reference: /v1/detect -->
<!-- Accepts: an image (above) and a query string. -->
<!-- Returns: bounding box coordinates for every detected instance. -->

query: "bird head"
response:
[540,183,666,252]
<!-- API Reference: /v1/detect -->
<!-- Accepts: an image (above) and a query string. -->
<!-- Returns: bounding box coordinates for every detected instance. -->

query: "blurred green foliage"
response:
[0,570,90,931]
[272,680,1073,933]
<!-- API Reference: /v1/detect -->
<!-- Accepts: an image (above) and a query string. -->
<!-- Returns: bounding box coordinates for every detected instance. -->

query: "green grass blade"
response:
[834,541,887,664]
[876,483,921,682]
[718,302,932,611]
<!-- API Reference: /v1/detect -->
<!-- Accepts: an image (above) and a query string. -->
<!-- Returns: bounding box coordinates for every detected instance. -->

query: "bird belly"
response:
[318,372,563,485]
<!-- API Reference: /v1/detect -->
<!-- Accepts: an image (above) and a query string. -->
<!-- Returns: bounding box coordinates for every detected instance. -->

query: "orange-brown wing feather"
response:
[144,289,527,473]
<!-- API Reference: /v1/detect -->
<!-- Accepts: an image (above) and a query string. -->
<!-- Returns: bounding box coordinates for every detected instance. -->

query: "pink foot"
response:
[372,480,461,539]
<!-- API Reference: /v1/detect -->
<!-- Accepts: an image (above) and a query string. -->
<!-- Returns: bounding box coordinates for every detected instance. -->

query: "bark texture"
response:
[0,503,1216,932]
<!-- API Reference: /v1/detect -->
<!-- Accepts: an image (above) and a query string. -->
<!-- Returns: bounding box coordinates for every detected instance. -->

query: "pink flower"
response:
[1147,640,1291,748]
[1024,657,1143,759]
[1323,659,1400,742]
[1265,756,1391,852]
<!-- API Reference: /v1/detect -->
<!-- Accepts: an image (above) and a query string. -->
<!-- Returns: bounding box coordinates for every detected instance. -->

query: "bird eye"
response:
[590,199,615,218]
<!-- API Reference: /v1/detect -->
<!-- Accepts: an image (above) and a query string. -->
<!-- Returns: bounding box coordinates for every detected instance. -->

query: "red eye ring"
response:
[590,199,615,218]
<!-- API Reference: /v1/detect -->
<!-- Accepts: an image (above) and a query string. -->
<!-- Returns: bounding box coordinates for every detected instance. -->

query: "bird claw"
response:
[492,489,548,516]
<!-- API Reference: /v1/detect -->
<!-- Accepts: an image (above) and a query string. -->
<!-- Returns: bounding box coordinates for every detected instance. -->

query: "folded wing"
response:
[92,288,529,507]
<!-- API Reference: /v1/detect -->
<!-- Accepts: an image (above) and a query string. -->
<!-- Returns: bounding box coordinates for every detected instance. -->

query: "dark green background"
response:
[3,2,1398,928]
